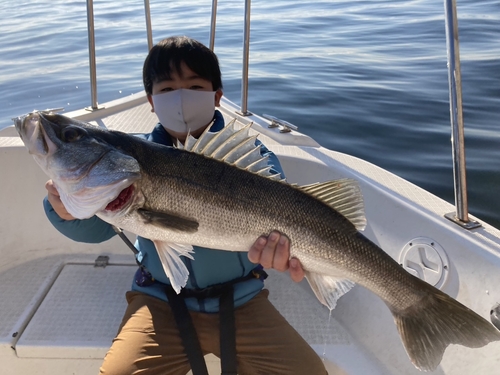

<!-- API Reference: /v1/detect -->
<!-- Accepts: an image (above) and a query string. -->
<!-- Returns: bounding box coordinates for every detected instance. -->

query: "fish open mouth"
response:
[105,185,134,211]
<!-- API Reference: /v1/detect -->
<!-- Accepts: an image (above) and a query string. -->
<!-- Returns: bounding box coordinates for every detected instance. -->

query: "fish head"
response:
[14,111,141,219]
[14,111,99,175]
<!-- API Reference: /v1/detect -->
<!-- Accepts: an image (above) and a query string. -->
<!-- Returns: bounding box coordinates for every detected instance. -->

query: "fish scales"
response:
[137,146,399,295]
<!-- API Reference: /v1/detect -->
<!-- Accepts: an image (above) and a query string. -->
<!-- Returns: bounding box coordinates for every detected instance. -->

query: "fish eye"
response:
[61,126,86,142]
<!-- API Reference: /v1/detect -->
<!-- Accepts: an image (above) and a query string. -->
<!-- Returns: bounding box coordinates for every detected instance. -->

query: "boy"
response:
[44,36,327,374]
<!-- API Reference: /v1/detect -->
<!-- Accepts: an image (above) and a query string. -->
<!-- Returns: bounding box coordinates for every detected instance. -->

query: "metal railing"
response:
[209,0,218,51]
[85,0,153,110]
[443,0,480,229]
[84,0,478,229]
[239,0,252,116]
[86,0,98,110]
[85,0,251,116]
[144,0,154,51]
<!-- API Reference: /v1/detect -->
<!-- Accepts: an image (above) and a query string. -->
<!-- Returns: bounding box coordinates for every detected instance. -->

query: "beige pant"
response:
[100,289,327,375]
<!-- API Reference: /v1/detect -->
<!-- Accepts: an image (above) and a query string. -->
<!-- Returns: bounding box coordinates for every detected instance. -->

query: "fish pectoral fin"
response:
[299,178,366,231]
[138,208,199,233]
[153,240,194,294]
[305,271,355,310]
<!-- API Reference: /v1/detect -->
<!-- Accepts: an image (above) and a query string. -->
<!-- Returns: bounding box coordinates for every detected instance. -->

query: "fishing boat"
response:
[1,1,499,374]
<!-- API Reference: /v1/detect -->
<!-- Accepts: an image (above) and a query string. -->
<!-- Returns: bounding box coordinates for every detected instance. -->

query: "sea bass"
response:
[14,111,500,371]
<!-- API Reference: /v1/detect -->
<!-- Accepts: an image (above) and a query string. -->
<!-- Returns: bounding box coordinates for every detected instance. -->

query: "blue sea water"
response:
[1,0,499,228]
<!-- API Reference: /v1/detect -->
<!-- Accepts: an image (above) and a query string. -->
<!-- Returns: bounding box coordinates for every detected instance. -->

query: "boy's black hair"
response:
[143,36,223,95]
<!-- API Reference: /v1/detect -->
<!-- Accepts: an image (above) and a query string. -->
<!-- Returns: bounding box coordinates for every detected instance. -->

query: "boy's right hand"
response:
[45,180,76,221]
[248,231,305,283]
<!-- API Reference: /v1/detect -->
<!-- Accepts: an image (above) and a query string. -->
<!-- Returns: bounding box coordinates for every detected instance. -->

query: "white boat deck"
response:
[0,250,384,374]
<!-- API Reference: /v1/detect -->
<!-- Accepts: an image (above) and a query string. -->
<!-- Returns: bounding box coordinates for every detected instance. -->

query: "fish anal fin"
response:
[391,281,500,371]
[299,178,366,231]
[138,208,199,233]
[153,241,194,293]
[305,271,355,310]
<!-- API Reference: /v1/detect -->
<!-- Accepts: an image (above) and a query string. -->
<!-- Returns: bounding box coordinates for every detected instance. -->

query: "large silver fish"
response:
[14,111,500,371]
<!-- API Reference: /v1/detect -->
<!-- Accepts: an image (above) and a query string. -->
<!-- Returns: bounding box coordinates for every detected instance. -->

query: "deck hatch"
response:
[15,264,135,359]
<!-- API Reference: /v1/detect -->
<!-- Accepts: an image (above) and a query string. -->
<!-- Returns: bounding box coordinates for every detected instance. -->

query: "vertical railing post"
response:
[144,0,153,51]
[209,0,218,51]
[239,0,252,116]
[443,0,480,229]
[86,0,98,110]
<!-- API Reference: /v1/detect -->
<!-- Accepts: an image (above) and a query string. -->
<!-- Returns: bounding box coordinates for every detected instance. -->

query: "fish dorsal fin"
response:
[178,118,283,180]
[299,178,366,231]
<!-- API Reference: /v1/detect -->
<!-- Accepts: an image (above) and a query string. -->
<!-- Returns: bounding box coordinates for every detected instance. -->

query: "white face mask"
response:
[152,89,216,134]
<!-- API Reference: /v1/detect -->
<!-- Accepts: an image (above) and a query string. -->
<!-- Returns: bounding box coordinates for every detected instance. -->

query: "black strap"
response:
[111,225,140,256]
[165,285,209,375]
[166,284,238,375]
[165,270,267,374]
[180,268,267,300]
[219,285,237,375]
[113,225,246,374]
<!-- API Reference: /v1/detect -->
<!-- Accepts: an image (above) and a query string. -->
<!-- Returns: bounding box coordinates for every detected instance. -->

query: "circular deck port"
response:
[399,237,449,289]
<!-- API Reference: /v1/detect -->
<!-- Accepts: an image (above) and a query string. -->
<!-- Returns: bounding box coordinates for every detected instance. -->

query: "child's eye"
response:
[161,87,174,92]
[189,85,204,90]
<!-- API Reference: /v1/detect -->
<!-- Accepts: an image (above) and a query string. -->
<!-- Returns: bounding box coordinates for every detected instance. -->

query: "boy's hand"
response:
[45,180,76,221]
[248,231,305,282]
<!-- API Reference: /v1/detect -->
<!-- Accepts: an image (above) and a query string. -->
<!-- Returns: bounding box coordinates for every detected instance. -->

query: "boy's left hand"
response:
[248,231,305,282]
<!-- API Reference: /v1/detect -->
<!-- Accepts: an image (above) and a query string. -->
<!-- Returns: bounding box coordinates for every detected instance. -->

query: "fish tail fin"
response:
[390,283,500,371]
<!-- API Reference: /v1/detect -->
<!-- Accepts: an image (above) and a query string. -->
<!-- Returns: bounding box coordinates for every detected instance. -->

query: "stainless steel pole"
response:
[144,0,153,51]
[209,0,218,51]
[86,0,98,110]
[443,0,480,229]
[239,0,251,115]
